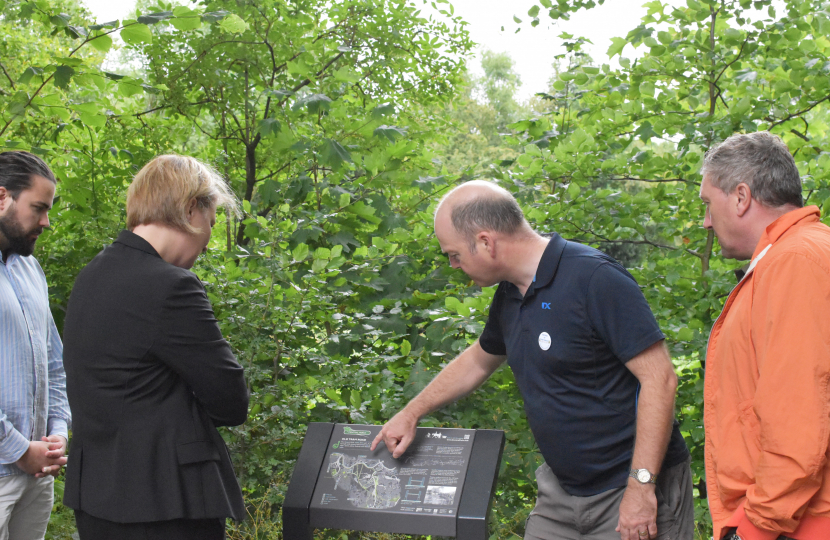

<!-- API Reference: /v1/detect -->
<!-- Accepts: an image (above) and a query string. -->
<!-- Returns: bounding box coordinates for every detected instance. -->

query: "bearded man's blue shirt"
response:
[0,252,70,477]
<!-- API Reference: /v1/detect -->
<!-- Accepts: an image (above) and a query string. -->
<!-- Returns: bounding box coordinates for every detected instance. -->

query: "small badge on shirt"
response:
[538,332,551,351]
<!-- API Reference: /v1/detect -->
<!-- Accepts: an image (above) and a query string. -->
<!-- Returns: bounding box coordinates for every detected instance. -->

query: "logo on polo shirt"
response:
[538,332,551,351]
[541,302,551,309]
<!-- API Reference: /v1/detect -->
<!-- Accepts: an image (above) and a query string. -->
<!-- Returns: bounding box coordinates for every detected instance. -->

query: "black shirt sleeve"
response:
[479,282,508,355]
[585,262,664,362]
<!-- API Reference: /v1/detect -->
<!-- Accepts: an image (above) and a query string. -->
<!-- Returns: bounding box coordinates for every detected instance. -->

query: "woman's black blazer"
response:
[62,230,248,523]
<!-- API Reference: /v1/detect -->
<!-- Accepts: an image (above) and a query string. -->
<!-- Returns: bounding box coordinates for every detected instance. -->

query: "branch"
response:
[607,176,700,186]
[0,74,54,137]
[184,112,245,143]
[0,23,123,137]
[276,51,347,109]
[564,219,702,260]
[767,94,830,130]
[174,40,266,80]
[713,39,748,85]
[0,61,16,90]
[789,128,809,142]
[255,161,291,183]
[402,182,456,216]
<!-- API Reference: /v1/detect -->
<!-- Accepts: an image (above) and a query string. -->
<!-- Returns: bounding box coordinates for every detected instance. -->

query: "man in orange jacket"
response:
[700,131,830,540]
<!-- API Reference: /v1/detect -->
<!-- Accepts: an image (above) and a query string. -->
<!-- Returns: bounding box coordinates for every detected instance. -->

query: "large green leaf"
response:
[318,138,352,168]
[53,65,75,88]
[218,13,249,33]
[88,33,113,53]
[137,11,173,25]
[373,125,407,142]
[607,36,627,57]
[120,23,153,45]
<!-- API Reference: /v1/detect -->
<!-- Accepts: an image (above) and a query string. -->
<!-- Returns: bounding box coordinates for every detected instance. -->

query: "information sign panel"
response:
[283,423,504,540]
[309,423,476,536]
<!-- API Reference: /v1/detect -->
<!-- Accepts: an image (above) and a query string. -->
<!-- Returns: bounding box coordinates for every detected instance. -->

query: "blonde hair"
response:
[126,155,239,234]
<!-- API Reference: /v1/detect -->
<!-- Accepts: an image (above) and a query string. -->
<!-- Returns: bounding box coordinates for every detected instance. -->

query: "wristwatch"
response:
[629,468,658,484]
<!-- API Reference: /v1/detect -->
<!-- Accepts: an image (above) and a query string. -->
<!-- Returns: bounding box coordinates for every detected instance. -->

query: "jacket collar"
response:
[752,205,821,259]
[114,229,162,258]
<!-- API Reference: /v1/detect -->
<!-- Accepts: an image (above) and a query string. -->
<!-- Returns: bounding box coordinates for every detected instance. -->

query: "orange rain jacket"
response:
[704,206,830,540]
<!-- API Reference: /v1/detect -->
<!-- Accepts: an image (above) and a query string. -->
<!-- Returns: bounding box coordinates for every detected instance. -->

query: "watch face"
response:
[637,470,651,483]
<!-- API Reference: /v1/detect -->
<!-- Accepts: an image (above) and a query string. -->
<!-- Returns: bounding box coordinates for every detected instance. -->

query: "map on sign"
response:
[310,424,476,518]
[327,453,401,509]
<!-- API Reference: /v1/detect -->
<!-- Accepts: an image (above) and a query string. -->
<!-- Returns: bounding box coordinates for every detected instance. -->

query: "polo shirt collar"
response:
[114,229,162,258]
[509,233,567,299]
[753,205,821,259]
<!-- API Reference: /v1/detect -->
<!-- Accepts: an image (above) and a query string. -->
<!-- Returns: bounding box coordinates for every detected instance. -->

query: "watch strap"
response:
[629,468,658,484]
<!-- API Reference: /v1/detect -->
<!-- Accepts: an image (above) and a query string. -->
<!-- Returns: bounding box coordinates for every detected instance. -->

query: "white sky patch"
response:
[81,0,135,25]
[424,0,656,100]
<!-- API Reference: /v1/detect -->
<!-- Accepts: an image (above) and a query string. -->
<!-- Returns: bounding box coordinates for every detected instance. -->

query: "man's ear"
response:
[478,231,496,258]
[734,183,752,217]
[0,187,10,212]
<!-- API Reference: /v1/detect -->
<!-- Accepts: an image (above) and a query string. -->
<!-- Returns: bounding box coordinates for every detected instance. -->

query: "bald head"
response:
[435,180,528,251]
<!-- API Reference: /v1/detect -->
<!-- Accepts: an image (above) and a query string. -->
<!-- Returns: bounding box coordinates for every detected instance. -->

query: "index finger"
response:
[370,430,385,451]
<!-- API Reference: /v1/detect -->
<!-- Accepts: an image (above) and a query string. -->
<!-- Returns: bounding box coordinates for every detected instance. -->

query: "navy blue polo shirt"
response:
[479,234,689,496]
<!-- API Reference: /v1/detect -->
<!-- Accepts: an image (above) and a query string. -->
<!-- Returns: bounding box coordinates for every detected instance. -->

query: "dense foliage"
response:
[1,0,828,538]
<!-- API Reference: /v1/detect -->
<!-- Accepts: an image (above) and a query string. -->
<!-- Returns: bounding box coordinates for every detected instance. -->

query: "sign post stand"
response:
[283,423,505,540]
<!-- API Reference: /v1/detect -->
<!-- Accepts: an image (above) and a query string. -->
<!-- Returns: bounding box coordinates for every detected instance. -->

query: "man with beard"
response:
[0,151,71,540]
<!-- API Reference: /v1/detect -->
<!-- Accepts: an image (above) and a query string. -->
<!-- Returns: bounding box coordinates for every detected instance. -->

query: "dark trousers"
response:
[75,509,225,540]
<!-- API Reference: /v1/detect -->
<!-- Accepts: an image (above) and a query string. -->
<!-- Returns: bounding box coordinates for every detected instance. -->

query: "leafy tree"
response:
[477,50,524,131]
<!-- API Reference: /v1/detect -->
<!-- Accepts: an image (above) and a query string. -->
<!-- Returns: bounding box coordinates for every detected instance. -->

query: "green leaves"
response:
[608,37,628,57]
[257,118,281,137]
[18,66,43,85]
[170,10,202,31]
[371,102,395,118]
[403,360,431,399]
[294,93,332,113]
[333,66,360,83]
[218,13,249,33]
[201,10,231,23]
[90,20,119,31]
[137,12,173,25]
[79,113,106,128]
[318,138,352,168]
[53,65,75,89]
[88,34,113,53]
[292,243,309,262]
[677,328,694,341]
[120,23,153,45]
[373,125,407,142]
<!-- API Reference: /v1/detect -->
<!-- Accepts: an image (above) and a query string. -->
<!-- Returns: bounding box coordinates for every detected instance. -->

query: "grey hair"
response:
[440,181,527,251]
[701,131,802,208]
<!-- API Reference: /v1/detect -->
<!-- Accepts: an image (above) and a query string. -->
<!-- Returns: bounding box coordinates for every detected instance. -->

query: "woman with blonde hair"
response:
[62,155,248,539]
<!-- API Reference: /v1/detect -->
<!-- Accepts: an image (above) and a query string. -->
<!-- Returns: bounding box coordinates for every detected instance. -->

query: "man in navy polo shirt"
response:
[372,180,692,540]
